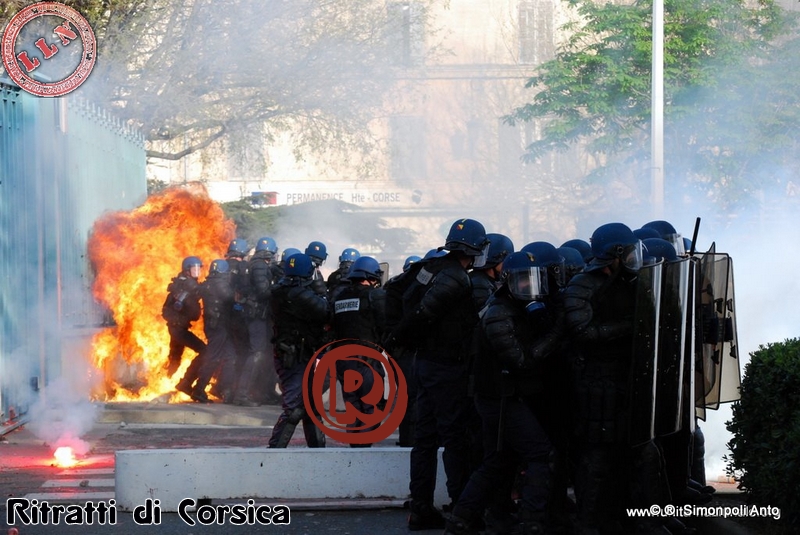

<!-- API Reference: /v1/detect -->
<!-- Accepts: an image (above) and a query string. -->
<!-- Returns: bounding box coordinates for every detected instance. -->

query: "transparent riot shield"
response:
[695,248,741,419]
[628,262,661,447]
[379,262,390,287]
[654,257,693,437]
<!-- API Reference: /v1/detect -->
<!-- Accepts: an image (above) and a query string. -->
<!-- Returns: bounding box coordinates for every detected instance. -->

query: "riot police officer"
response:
[305,240,329,296]
[330,256,386,447]
[233,237,281,406]
[327,247,361,290]
[563,223,667,533]
[268,253,330,448]
[389,218,489,531]
[163,256,206,387]
[189,259,236,403]
[214,238,251,402]
[446,250,559,535]
[470,233,514,310]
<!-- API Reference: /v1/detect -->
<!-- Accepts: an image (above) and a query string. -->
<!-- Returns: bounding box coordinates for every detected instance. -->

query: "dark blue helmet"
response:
[642,220,685,255]
[281,247,301,262]
[284,253,314,278]
[182,256,203,278]
[305,241,328,265]
[339,248,361,263]
[209,259,230,274]
[501,251,551,301]
[424,248,447,260]
[556,246,586,281]
[347,256,383,282]
[587,223,642,273]
[633,227,660,241]
[255,236,278,254]
[227,238,248,258]
[560,239,593,263]
[484,233,515,269]
[444,218,489,259]
[521,241,565,288]
[683,237,693,253]
[403,255,422,272]
[182,256,202,271]
[643,238,678,264]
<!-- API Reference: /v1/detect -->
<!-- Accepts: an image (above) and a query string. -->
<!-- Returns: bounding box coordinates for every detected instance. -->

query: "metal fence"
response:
[0,81,146,420]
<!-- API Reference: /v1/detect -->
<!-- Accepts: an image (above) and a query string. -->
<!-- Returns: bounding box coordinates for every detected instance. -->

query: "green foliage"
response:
[506,0,799,211]
[219,200,281,245]
[726,338,800,528]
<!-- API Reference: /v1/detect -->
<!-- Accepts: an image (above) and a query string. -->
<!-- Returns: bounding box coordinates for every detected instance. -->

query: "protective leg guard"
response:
[233,351,265,406]
[269,408,305,448]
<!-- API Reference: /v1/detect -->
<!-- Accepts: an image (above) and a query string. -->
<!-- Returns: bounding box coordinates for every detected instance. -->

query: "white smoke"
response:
[27,375,99,456]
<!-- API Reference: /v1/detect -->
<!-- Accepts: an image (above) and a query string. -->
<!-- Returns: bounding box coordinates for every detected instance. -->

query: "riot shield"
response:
[379,262,390,288]
[654,257,693,437]
[628,262,661,447]
[695,249,741,419]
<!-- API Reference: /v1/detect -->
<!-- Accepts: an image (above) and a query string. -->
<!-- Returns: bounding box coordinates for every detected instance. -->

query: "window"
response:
[387,2,424,67]
[518,0,554,64]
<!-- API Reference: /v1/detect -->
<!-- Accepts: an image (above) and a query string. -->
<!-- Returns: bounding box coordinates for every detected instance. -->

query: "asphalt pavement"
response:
[1,401,761,535]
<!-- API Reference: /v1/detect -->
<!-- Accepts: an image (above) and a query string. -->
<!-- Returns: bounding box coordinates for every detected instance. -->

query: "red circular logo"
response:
[303,340,408,445]
[1,2,96,97]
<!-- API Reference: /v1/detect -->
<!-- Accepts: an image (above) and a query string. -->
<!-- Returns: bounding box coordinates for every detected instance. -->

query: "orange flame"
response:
[88,184,235,401]
[54,446,77,468]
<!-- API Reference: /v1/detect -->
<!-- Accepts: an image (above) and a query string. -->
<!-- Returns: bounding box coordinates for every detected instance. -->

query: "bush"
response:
[726,338,800,529]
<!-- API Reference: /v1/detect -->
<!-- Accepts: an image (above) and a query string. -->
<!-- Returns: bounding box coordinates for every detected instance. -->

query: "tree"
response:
[2,0,438,162]
[506,0,798,212]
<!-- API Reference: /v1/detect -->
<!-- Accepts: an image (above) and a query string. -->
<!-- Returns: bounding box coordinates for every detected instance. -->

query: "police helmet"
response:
[560,239,593,263]
[403,255,422,272]
[347,256,383,282]
[501,251,551,301]
[305,241,328,265]
[586,223,642,273]
[284,253,315,278]
[255,236,278,254]
[484,233,515,269]
[182,256,202,271]
[281,247,301,262]
[444,218,490,268]
[227,238,248,258]
[683,237,693,254]
[339,248,361,263]
[633,227,660,241]
[556,246,586,281]
[642,238,678,265]
[182,256,203,278]
[520,241,565,288]
[642,220,685,256]
[209,259,230,274]
[423,249,447,260]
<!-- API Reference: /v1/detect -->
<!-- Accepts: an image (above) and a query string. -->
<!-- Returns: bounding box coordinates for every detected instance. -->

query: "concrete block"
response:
[116,447,447,511]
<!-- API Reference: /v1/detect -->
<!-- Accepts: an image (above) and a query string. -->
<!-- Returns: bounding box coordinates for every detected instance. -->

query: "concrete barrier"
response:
[116,447,447,511]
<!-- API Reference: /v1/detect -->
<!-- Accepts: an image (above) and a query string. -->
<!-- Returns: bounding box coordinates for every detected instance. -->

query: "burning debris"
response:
[53,446,78,468]
[88,184,235,401]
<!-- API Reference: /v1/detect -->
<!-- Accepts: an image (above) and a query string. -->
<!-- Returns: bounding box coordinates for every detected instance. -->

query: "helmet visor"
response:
[622,241,643,273]
[507,267,549,301]
[665,233,685,256]
[471,242,491,269]
[188,265,202,278]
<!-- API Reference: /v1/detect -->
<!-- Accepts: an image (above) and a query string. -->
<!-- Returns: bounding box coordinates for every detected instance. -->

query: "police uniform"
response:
[268,275,330,448]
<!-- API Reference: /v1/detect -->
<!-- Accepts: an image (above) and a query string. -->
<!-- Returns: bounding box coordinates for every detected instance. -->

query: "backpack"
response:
[384,257,446,348]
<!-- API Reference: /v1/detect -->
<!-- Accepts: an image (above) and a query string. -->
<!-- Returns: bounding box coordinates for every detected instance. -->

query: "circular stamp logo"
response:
[1,2,96,97]
[303,340,408,445]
